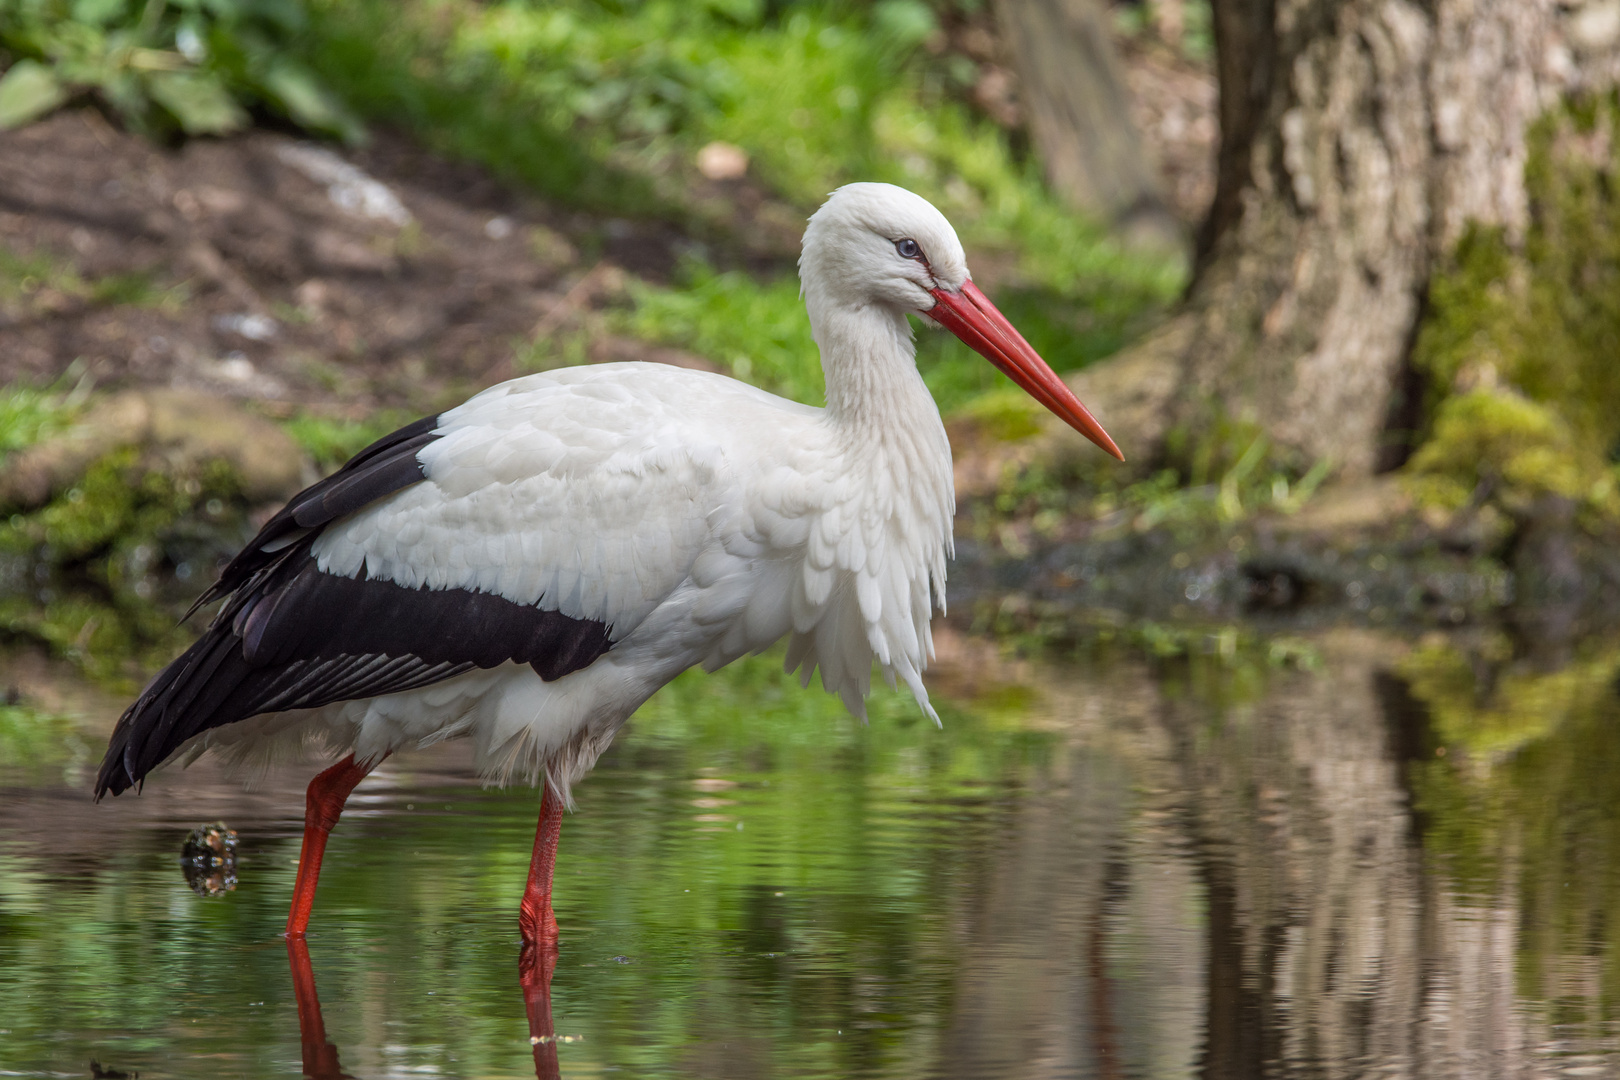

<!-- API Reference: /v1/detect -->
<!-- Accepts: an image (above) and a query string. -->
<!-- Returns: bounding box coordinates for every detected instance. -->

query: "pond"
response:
[3,628,1620,1078]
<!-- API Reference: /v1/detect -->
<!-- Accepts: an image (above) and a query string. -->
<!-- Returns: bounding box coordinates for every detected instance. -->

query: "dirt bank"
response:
[0,110,718,416]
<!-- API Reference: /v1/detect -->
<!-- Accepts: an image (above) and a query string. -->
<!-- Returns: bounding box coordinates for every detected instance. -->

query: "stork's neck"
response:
[811,301,939,443]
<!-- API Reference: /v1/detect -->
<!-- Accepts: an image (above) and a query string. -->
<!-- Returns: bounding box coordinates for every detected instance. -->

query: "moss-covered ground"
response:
[0,435,253,689]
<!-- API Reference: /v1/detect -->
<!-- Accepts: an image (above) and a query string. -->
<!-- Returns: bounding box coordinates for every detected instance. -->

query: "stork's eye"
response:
[895,238,922,260]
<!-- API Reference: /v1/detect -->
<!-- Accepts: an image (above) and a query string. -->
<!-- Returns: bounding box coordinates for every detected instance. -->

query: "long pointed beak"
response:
[926,280,1124,461]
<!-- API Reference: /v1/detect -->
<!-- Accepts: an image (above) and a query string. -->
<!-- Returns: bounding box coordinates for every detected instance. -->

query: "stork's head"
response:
[801,182,1122,460]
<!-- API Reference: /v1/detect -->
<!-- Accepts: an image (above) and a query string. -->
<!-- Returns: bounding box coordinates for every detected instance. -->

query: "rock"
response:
[0,389,309,510]
[1570,1,1620,53]
[695,141,749,181]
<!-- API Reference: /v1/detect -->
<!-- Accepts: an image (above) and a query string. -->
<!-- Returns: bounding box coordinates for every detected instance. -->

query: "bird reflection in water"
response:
[285,937,563,1080]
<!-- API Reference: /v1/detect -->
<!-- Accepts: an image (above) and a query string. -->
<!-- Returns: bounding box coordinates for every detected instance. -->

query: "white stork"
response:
[96,182,1121,946]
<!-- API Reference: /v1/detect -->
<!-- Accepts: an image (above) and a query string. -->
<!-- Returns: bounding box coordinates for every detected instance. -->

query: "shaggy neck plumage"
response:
[806,292,955,569]
[808,295,939,447]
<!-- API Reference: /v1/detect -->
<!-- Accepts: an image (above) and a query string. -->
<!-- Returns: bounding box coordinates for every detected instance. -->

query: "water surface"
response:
[3,631,1620,1078]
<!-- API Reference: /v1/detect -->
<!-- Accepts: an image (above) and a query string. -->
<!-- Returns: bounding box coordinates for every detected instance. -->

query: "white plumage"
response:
[98,181,1120,942]
[202,356,952,801]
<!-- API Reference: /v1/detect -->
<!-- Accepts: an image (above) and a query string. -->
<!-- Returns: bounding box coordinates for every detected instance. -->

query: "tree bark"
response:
[993,0,1180,242]
[1066,0,1620,481]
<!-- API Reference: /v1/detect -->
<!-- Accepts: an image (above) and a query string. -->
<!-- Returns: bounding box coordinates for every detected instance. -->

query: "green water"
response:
[5,635,1620,1078]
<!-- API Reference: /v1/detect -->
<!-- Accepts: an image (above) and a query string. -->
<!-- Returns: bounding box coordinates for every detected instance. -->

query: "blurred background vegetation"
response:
[0,0,1207,695]
[7,2,1620,1071]
[0,0,1189,392]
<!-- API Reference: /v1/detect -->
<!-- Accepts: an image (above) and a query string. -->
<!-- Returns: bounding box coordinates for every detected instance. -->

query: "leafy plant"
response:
[280,409,416,471]
[617,253,1162,418]
[441,1,743,145]
[0,368,93,459]
[297,0,1182,295]
[0,0,359,139]
[617,261,824,404]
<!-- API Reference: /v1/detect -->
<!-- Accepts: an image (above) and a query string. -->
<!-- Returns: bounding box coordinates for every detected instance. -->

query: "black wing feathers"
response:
[97,412,615,798]
[188,414,444,617]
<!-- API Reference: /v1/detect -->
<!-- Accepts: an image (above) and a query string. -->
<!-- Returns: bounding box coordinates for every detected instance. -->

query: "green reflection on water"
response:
[13,633,1620,1076]
[1403,634,1620,1026]
[0,653,1063,1079]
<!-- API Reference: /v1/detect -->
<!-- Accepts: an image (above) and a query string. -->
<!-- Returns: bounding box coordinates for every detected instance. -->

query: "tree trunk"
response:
[993,0,1180,243]
[1067,0,1620,481]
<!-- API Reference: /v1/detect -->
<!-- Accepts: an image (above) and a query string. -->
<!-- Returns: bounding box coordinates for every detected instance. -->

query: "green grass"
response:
[297,0,669,214]
[618,262,822,402]
[618,256,1168,413]
[280,410,417,470]
[294,0,1182,392]
[0,243,172,325]
[0,699,88,776]
[0,374,90,460]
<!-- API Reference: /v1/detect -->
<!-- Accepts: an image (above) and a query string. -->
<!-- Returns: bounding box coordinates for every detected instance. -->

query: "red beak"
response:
[926,280,1124,461]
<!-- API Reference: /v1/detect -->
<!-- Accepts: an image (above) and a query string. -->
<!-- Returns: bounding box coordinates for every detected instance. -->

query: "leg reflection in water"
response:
[520,938,562,1079]
[286,938,352,1080]
[285,936,562,1080]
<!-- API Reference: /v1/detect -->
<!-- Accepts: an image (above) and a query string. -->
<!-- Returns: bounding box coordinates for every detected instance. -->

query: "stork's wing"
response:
[308,367,760,636]
[96,367,771,796]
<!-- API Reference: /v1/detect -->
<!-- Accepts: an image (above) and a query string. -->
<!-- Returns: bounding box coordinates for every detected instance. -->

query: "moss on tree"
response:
[1406,94,1620,528]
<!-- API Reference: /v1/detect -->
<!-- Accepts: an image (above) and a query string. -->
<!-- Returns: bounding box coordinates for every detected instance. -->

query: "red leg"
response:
[519,936,561,1080]
[287,937,353,1079]
[285,753,384,938]
[518,784,563,946]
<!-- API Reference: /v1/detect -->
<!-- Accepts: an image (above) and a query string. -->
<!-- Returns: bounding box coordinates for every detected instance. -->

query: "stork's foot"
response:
[518,896,559,949]
[519,784,564,947]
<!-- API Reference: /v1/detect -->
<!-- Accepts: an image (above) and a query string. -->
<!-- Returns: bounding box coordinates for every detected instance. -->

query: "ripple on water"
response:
[8,639,1620,1076]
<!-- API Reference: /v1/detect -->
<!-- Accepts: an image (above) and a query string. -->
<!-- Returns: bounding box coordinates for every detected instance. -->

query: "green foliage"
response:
[0,0,360,139]
[297,0,672,213]
[0,447,249,686]
[0,699,85,775]
[297,0,1182,297]
[1406,387,1613,514]
[281,409,414,470]
[619,262,823,403]
[0,376,88,458]
[991,441,1329,538]
[702,7,1182,296]
[619,259,1166,415]
[444,1,742,144]
[960,387,1045,442]
[1401,634,1620,1012]
[1408,93,1620,524]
